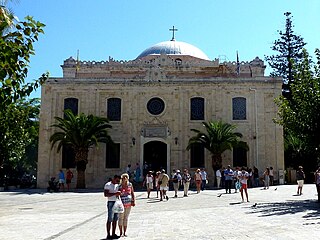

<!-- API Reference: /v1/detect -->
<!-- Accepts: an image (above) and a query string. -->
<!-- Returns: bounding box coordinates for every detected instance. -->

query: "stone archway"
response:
[143,141,167,174]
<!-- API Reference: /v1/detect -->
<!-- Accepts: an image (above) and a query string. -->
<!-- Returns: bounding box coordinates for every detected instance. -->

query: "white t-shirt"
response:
[216,170,221,178]
[104,181,119,201]
[146,175,153,184]
[233,170,240,179]
[269,169,274,177]
[200,171,207,180]
[238,171,249,184]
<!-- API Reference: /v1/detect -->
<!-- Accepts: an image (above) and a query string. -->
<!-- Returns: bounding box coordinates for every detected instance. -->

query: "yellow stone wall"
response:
[37,55,284,188]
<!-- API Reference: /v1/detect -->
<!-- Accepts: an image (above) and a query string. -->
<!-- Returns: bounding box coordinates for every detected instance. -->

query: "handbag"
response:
[235,181,241,190]
[158,176,164,185]
[112,198,124,213]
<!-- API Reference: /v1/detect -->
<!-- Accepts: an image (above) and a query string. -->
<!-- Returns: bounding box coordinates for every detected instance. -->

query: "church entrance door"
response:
[143,141,167,174]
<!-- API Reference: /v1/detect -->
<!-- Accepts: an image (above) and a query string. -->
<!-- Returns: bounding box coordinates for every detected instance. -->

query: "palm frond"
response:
[187,120,248,156]
[50,110,113,154]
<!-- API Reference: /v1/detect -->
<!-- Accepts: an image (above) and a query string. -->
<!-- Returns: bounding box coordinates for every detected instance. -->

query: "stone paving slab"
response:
[0,184,319,240]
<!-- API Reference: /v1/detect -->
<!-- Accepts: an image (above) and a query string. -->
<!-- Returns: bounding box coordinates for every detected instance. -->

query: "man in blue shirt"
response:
[200,168,207,191]
[58,169,65,191]
[224,165,233,194]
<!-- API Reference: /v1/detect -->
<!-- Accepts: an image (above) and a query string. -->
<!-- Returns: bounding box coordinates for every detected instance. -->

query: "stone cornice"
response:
[61,54,267,79]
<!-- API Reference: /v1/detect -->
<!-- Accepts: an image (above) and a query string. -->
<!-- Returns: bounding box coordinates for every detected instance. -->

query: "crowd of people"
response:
[99,163,320,239]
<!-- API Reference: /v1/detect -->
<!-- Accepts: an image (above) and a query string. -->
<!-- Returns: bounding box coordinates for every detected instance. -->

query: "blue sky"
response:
[11,0,320,98]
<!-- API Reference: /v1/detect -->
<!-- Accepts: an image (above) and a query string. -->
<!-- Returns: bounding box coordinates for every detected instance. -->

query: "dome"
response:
[136,40,210,60]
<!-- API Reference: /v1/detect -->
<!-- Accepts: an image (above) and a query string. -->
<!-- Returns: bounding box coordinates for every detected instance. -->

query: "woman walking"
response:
[144,171,154,198]
[154,171,161,198]
[194,169,202,193]
[118,173,135,237]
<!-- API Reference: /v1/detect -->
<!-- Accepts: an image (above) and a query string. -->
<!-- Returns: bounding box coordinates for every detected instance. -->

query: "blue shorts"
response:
[107,201,118,222]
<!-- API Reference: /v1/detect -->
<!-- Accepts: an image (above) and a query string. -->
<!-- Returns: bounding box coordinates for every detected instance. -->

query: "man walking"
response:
[104,175,121,239]
[296,166,305,195]
[233,167,240,193]
[253,166,259,187]
[224,165,233,194]
[200,168,207,191]
[172,169,182,197]
[58,169,65,191]
[182,169,191,197]
[216,168,222,188]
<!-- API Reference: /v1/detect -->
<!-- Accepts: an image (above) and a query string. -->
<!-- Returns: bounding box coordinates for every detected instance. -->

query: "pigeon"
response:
[274,188,277,191]
[251,203,257,208]
[217,194,222,197]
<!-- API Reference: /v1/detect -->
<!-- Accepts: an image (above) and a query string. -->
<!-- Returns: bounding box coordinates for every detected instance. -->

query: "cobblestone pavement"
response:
[0,184,319,240]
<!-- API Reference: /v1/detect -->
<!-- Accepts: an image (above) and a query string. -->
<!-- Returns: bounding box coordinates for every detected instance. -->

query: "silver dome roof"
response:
[136,40,210,60]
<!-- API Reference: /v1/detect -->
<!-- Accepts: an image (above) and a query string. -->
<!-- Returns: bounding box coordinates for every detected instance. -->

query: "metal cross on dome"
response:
[169,26,178,41]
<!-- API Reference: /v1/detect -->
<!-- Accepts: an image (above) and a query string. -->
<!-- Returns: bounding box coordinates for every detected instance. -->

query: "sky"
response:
[10,0,320,98]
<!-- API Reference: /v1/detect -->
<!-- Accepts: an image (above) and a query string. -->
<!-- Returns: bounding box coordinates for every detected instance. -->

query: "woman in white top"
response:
[154,171,161,198]
[238,167,249,202]
[269,167,274,186]
[263,168,270,189]
[144,171,154,198]
[216,169,222,188]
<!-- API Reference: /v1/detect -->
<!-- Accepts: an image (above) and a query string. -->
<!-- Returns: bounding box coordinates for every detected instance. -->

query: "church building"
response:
[37,31,284,188]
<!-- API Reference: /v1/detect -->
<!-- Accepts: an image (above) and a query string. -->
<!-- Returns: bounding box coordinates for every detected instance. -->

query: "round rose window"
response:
[147,97,165,115]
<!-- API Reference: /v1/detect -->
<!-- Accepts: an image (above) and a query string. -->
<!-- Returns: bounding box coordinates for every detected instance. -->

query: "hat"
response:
[161,169,166,173]
[176,169,180,173]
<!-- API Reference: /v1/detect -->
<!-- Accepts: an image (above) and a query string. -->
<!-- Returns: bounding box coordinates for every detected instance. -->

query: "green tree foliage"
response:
[275,49,320,170]
[0,99,40,184]
[187,121,248,171]
[0,15,47,107]
[0,4,47,185]
[265,12,306,98]
[50,110,113,189]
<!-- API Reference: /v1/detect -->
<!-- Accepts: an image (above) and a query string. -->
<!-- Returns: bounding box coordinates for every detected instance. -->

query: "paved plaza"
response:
[0,184,319,240]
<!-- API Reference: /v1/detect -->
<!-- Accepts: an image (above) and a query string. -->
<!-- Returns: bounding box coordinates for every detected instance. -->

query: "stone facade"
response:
[37,42,284,188]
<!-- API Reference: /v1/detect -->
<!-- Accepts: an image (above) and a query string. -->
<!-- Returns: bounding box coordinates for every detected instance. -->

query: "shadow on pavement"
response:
[245,199,320,223]
[1,188,106,195]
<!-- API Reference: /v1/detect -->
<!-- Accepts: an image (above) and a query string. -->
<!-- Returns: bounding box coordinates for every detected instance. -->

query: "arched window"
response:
[107,98,121,121]
[64,98,78,116]
[190,97,205,120]
[232,97,246,120]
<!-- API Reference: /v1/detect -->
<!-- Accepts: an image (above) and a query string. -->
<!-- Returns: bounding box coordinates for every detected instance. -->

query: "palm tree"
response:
[187,120,248,170]
[50,110,113,189]
[0,0,16,35]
